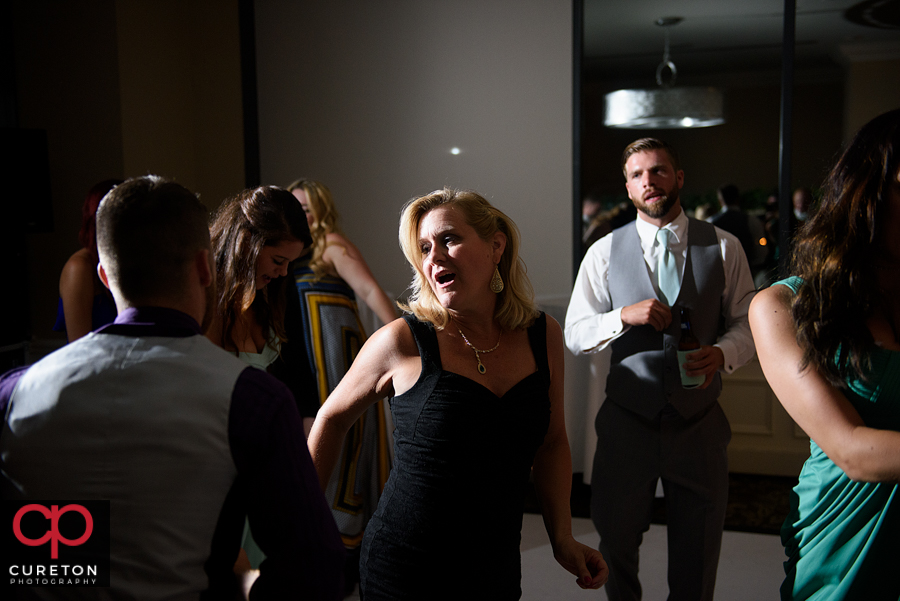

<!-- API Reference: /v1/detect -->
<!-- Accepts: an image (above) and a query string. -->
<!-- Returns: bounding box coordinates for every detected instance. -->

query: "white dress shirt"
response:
[564,209,756,374]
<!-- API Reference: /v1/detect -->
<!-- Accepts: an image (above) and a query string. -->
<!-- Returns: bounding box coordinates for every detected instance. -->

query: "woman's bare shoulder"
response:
[543,312,562,332]
[749,283,794,326]
[366,316,417,359]
[62,248,95,275]
[60,249,98,290]
[324,232,356,250]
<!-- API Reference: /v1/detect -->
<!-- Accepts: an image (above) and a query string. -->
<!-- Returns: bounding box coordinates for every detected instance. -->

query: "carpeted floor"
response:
[721,472,797,534]
[527,472,797,536]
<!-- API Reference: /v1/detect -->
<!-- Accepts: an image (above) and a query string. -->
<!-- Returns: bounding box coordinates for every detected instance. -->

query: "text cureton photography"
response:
[1,500,110,589]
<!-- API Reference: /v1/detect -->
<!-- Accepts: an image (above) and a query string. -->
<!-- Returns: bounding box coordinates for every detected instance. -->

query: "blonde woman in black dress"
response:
[309,188,608,600]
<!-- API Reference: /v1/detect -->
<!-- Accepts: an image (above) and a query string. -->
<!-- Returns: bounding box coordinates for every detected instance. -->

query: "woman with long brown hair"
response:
[207,185,316,586]
[750,109,900,600]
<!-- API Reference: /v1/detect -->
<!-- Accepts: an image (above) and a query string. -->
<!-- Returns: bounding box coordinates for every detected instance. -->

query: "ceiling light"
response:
[604,17,725,129]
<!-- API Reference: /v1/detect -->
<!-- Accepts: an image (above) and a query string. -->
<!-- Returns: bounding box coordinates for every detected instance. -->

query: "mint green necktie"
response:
[656,228,680,306]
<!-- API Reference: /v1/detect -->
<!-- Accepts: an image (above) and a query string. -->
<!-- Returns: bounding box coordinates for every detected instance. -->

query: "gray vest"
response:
[1,332,247,600]
[607,217,725,419]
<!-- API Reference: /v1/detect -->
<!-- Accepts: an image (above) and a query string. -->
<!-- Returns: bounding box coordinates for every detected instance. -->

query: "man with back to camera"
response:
[564,139,756,601]
[0,176,345,599]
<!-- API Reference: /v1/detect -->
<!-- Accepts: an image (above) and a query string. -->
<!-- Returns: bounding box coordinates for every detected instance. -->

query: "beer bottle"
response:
[677,307,704,389]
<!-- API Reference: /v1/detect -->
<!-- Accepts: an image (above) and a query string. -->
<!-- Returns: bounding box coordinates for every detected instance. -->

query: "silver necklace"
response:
[456,326,502,375]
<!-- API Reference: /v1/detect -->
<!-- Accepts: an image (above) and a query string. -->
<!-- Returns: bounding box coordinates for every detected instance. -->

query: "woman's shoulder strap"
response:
[401,314,441,369]
[772,275,803,295]
[526,312,550,378]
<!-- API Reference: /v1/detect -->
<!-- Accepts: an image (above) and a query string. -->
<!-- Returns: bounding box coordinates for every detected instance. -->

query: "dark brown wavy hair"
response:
[210,186,312,354]
[790,108,900,386]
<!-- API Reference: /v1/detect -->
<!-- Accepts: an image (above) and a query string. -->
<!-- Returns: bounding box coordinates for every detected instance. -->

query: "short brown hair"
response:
[96,176,209,303]
[621,138,681,176]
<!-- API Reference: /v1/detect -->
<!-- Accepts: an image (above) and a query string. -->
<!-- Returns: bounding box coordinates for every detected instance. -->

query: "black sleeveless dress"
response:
[359,313,552,600]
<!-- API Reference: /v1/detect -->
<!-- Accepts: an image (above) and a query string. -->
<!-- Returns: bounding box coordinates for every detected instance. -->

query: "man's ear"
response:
[97,263,110,289]
[196,249,214,288]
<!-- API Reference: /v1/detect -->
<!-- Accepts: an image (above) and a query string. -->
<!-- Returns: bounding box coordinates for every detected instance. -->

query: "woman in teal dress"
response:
[750,109,900,600]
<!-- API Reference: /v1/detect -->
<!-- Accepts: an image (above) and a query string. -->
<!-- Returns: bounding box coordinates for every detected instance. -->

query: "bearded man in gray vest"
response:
[565,139,756,601]
[0,176,345,599]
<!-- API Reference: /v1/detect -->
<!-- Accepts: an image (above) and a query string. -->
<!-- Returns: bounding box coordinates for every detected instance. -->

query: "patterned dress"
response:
[293,254,392,548]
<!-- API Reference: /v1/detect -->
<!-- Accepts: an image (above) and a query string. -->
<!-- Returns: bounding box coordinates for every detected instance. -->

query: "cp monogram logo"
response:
[13,504,94,559]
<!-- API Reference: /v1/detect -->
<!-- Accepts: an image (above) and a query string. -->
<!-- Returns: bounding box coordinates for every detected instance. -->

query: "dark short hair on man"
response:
[621,138,681,176]
[96,176,209,302]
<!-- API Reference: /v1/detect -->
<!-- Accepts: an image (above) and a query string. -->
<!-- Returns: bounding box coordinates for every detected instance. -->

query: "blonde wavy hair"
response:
[398,188,538,331]
[286,178,342,278]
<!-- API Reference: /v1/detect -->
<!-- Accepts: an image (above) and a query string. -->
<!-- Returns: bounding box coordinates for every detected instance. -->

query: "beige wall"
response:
[14,0,244,344]
[115,0,245,207]
[253,0,574,303]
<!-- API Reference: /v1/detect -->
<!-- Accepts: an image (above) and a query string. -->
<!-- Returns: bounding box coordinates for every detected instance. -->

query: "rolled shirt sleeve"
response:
[713,229,757,373]
[565,234,629,355]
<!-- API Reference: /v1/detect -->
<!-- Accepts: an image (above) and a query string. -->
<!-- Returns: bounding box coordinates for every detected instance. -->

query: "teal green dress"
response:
[776,277,900,600]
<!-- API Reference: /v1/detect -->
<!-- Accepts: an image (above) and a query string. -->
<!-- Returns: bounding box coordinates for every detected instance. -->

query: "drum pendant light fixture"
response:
[604,17,725,129]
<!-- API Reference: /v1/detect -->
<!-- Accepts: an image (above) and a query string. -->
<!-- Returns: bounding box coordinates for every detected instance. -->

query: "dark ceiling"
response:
[583,0,900,87]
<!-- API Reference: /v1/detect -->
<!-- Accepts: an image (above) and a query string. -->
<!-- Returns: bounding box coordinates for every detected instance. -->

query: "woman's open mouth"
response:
[436,272,456,286]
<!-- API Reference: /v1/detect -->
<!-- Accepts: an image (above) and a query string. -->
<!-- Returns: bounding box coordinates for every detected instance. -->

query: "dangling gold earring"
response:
[490,265,504,294]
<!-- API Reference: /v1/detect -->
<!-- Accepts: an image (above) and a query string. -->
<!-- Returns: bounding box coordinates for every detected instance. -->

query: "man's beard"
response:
[633,186,679,219]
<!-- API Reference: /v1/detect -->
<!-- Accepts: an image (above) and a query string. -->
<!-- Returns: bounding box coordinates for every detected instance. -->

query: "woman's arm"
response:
[307,318,417,490]
[59,249,101,342]
[750,285,900,482]
[322,233,398,326]
[532,315,608,590]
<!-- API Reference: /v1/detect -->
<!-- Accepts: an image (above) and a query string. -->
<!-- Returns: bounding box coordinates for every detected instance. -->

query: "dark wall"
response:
[12,0,125,345]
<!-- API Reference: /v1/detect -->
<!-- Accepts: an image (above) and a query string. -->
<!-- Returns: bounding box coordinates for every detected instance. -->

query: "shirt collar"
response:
[635,208,688,249]
[96,306,202,338]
